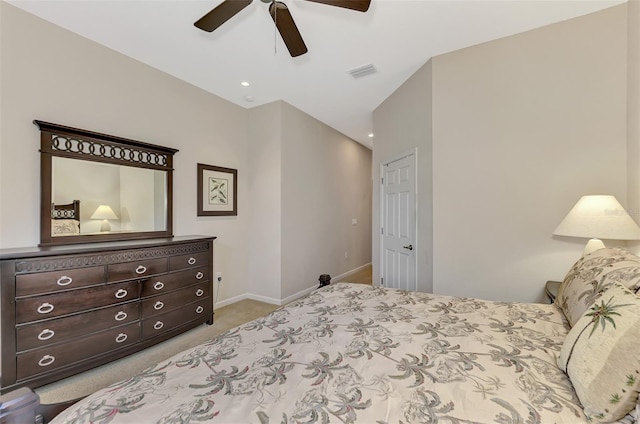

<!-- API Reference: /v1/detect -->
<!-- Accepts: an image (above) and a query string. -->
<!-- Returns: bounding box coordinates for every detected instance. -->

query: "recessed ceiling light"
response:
[241,81,250,87]
[368,133,374,138]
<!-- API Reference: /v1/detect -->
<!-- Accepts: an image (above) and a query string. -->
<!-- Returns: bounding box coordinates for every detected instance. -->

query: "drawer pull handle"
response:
[153,281,164,290]
[37,303,55,314]
[115,333,128,343]
[115,311,128,321]
[154,301,164,310]
[188,257,197,265]
[38,355,55,367]
[115,289,128,299]
[135,265,147,275]
[195,272,204,280]
[153,321,164,330]
[196,306,204,314]
[38,329,55,341]
[56,276,73,286]
[196,289,204,297]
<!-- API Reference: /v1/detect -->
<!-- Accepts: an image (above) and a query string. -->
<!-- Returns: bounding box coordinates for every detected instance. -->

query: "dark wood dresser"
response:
[0,235,215,394]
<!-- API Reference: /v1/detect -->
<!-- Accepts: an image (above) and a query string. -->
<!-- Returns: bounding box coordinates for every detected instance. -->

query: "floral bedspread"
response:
[51,283,635,424]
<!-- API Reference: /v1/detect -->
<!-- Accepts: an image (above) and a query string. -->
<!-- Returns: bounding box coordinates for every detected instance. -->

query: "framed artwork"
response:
[197,163,237,216]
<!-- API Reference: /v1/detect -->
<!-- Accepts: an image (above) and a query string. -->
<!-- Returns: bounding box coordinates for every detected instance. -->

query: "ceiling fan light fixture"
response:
[194,0,371,57]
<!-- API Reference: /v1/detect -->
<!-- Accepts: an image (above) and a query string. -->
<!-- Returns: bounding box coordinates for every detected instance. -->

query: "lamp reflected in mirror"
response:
[90,205,119,232]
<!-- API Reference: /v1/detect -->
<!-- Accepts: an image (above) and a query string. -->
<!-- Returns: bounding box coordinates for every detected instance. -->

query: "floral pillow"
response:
[51,219,80,236]
[556,248,640,326]
[557,282,640,422]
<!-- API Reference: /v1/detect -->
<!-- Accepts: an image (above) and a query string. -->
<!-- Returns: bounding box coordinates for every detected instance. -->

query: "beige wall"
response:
[246,102,283,302]
[373,5,629,302]
[0,3,372,307]
[629,0,640,240]
[281,102,372,300]
[372,61,433,293]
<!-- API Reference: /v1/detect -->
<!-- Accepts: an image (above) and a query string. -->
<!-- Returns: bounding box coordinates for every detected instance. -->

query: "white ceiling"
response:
[9,0,625,148]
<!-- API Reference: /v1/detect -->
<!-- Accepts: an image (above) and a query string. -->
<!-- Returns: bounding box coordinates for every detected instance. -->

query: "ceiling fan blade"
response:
[269,1,308,57]
[305,0,370,12]
[194,0,253,32]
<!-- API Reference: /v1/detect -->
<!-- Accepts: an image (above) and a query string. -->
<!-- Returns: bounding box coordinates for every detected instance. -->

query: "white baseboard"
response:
[330,262,372,283]
[214,262,371,310]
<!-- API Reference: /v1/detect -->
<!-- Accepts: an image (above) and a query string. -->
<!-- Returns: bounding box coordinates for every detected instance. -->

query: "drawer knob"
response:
[37,329,55,341]
[154,301,164,310]
[196,305,204,314]
[115,333,128,343]
[196,288,204,297]
[38,355,55,367]
[188,257,197,265]
[37,303,55,314]
[135,265,147,275]
[115,311,128,321]
[56,276,73,286]
[115,289,128,299]
[153,321,164,330]
[195,272,204,280]
[153,281,164,291]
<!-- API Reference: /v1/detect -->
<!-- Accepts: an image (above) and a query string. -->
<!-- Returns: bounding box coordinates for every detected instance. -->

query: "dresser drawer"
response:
[16,322,140,381]
[169,252,210,271]
[16,302,140,352]
[142,299,211,338]
[140,267,208,297]
[16,266,105,297]
[16,281,139,324]
[141,282,210,318]
[107,257,168,282]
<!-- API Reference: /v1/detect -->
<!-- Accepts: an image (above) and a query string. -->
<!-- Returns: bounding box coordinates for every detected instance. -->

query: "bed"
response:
[6,248,640,423]
[50,200,81,236]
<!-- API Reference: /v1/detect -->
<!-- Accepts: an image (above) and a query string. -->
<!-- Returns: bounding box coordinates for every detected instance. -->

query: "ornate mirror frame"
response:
[36,120,178,246]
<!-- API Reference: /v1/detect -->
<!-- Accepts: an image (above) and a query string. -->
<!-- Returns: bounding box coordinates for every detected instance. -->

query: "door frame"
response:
[379,148,418,289]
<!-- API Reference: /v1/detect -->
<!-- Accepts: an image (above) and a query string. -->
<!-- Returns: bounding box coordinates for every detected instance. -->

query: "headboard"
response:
[51,200,80,220]
[51,200,81,235]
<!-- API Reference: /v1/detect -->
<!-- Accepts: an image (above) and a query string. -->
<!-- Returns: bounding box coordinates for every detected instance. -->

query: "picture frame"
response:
[197,163,237,216]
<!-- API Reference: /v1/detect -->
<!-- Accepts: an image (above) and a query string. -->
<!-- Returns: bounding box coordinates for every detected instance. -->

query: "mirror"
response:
[37,120,177,246]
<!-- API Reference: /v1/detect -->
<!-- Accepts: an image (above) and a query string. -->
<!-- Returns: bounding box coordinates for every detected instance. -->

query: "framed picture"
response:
[197,163,237,216]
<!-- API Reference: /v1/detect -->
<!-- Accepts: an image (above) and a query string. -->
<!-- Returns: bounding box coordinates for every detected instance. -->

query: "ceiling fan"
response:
[194,0,371,57]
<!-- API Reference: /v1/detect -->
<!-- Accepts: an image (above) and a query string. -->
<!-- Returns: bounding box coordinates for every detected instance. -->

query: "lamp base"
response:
[582,238,605,256]
[99,220,111,232]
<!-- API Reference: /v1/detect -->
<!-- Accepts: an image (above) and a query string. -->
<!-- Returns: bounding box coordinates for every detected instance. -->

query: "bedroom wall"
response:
[281,102,372,300]
[372,4,628,302]
[372,61,434,293]
[628,0,640,248]
[245,102,283,303]
[431,5,627,302]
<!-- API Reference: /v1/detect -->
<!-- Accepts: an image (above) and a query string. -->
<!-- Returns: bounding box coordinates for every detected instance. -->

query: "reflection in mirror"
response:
[52,157,167,237]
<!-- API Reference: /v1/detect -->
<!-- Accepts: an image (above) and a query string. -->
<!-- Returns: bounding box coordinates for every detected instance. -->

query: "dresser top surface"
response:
[0,236,216,260]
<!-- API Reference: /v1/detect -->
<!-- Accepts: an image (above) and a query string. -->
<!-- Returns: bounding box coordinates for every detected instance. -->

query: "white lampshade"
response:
[553,195,640,254]
[90,205,118,232]
[90,205,118,220]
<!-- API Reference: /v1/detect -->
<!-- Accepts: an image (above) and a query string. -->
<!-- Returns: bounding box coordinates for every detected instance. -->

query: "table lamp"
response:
[90,205,119,232]
[553,195,640,255]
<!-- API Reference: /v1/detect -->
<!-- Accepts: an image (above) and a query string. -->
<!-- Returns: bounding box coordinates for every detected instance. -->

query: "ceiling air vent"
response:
[347,64,377,79]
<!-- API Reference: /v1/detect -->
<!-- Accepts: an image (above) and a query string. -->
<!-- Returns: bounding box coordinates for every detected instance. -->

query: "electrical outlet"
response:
[216,272,222,282]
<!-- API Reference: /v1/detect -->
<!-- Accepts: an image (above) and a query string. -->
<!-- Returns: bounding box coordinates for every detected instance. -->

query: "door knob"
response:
[403,244,413,250]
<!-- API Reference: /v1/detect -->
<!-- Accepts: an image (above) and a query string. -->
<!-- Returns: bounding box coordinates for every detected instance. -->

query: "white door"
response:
[381,153,416,290]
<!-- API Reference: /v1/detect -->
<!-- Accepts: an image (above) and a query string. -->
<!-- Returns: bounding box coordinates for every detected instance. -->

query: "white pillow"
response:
[557,282,640,422]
